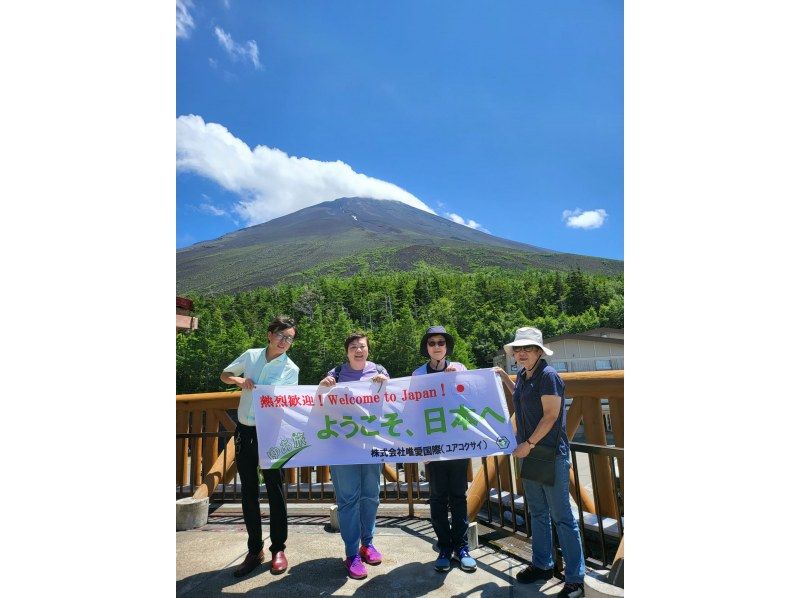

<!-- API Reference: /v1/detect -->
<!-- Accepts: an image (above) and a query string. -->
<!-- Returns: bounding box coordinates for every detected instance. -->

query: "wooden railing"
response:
[464,370,623,520]
[176,392,239,499]
[176,391,431,504]
[560,370,624,518]
[176,370,623,519]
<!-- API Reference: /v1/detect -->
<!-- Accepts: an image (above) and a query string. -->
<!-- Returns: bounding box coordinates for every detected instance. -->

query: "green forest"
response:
[176,266,623,393]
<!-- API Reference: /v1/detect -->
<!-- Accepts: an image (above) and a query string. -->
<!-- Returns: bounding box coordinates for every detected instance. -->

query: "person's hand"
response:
[493,367,513,390]
[445,365,457,372]
[320,376,336,387]
[241,377,255,390]
[371,374,389,384]
[512,442,531,458]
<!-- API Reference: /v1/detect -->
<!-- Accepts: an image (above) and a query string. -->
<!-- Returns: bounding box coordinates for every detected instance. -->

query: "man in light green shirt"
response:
[221,315,299,577]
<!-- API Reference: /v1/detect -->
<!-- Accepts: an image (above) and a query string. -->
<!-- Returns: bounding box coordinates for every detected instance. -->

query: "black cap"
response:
[420,325,455,357]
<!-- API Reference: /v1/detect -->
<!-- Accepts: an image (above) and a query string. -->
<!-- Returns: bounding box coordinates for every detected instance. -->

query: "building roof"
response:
[544,332,624,346]
[177,296,194,311]
[176,296,197,331]
[582,327,623,336]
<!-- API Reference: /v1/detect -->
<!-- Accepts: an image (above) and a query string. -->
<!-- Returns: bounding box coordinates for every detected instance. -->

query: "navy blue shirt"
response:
[512,359,569,456]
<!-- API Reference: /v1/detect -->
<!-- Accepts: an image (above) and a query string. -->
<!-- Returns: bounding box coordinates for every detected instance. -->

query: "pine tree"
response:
[372,306,422,376]
[565,269,590,315]
[599,295,624,329]
[176,267,624,392]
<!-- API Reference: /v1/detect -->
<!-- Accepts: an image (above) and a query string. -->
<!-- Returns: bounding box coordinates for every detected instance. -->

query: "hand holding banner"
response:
[253,368,517,469]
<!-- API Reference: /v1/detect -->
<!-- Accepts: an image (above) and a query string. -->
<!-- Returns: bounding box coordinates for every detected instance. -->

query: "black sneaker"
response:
[556,582,585,597]
[515,565,553,584]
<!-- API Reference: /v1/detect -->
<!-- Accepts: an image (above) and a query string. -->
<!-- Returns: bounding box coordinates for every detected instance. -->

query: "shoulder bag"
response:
[517,372,561,486]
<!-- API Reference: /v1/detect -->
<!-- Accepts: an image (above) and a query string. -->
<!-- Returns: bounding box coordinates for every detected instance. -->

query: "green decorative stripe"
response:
[269,445,310,469]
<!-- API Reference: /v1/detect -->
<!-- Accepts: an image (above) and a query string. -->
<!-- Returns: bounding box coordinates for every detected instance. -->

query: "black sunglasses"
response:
[512,345,539,353]
[427,340,447,347]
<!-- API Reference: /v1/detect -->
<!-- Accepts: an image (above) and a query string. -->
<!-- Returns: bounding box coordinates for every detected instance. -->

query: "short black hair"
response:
[267,315,297,336]
[344,331,369,351]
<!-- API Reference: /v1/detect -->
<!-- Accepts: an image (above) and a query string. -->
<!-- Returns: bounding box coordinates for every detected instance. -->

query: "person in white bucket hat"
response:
[495,327,586,598]
[502,326,554,358]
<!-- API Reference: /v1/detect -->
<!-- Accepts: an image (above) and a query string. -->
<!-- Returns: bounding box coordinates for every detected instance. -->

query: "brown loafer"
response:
[270,550,288,574]
[233,549,264,578]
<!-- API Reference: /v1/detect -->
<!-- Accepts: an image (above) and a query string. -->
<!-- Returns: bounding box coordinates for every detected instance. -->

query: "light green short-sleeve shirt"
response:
[223,349,300,426]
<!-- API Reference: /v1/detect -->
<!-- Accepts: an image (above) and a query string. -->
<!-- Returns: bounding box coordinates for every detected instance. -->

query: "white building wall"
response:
[564,339,580,358]
[578,340,596,358]
[495,338,623,374]
[550,341,568,359]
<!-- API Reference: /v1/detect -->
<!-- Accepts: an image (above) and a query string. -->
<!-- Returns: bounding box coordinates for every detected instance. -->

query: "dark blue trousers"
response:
[427,459,469,553]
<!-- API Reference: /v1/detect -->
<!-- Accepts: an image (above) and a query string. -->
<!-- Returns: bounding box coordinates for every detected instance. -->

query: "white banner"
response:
[253,368,517,469]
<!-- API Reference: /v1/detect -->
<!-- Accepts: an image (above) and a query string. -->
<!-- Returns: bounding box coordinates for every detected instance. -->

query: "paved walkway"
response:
[177,509,575,597]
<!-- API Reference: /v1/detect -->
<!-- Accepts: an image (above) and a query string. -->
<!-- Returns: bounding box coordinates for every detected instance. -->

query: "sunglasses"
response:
[512,345,539,353]
[427,340,447,347]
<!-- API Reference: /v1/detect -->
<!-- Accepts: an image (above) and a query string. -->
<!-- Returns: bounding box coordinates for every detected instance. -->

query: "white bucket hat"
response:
[503,326,553,358]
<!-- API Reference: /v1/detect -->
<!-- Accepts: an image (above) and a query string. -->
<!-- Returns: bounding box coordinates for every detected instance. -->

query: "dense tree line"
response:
[176,266,623,393]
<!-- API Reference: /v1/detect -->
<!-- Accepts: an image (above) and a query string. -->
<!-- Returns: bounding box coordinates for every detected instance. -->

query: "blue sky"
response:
[177,1,623,260]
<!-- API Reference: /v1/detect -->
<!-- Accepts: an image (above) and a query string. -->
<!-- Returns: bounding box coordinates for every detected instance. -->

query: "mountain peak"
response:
[177,197,622,293]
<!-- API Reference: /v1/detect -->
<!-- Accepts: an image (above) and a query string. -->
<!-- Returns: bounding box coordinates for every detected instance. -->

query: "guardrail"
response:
[175,392,437,510]
[475,442,623,570]
[177,370,623,568]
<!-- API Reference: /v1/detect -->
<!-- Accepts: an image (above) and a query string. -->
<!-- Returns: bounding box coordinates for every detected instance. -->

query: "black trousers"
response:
[235,423,288,555]
[427,459,469,553]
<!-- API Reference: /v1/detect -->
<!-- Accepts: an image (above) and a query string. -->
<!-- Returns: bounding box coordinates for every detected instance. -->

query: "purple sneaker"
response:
[359,544,383,565]
[345,554,368,579]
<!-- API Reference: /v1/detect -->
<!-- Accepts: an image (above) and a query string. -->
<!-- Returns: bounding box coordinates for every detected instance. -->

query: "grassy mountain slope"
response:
[177,197,623,294]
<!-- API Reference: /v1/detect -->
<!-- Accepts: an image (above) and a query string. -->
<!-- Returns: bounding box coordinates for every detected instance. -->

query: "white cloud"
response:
[214,26,261,69]
[199,202,226,217]
[562,208,608,229]
[445,212,487,232]
[176,0,194,39]
[176,114,434,225]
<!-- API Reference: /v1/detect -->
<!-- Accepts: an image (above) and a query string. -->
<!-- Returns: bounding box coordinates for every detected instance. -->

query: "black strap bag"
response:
[516,372,563,487]
[519,443,558,486]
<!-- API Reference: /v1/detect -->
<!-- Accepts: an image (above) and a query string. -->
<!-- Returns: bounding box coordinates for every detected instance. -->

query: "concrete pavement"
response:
[177,509,574,597]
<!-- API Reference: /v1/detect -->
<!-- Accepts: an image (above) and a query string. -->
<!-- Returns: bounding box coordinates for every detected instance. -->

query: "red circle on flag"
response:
[456,384,465,393]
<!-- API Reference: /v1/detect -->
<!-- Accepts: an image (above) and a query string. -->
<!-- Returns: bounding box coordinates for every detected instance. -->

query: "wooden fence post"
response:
[202,410,219,481]
[581,397,618,519]
[192,437,237,499]
[383,463,399,482]
[191,410,203,487]
[177,411,189,486]
[318,465,331,483]
[286,467,297,485]
[609,396,624,493]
